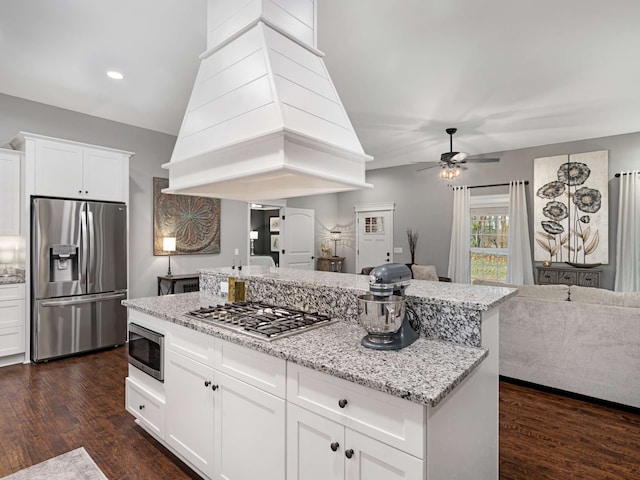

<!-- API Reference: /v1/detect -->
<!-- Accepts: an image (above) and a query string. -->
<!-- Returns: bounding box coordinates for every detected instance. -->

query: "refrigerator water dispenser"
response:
[50,244,78,282]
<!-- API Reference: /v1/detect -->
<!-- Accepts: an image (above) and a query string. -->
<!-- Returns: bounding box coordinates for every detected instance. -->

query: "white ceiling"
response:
[1,0,639,170]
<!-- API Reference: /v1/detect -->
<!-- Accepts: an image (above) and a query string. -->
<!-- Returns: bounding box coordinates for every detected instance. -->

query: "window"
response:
[364,216,384,234]
[470,194,509,282]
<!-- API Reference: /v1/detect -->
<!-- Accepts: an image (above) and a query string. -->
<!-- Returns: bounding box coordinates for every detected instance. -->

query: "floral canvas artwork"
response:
[533,151,608,264]
[153,177,221,255]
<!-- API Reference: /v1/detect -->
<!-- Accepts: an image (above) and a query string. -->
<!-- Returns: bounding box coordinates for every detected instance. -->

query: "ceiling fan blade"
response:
[465,157,500,163]
[416,164,442,172]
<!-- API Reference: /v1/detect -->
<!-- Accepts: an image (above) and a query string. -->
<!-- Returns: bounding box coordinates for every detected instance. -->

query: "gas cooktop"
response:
[185,302,336,341]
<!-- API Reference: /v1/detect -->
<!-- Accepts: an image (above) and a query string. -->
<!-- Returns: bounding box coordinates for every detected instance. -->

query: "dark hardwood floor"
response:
[1,346,639,479]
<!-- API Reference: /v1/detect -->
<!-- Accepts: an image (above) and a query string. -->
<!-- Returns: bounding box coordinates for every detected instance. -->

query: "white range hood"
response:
[163,0,373,201]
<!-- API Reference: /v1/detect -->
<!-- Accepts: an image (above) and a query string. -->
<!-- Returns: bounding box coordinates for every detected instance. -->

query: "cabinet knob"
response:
[330,442,340,452]
[212,384,219,391]
[204,380,211,387]
[78,190,82,194]
[345,449,354,459]
[338,399,348,408]
[139,404,145,410]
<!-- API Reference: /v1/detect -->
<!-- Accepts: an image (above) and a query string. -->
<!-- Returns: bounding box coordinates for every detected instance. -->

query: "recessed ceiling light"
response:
[106,71,124,80]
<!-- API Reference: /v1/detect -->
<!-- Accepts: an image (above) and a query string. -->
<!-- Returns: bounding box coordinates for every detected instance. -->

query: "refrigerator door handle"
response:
[87,208,96,292]
[40,292,127,307]
[81,209,89,289]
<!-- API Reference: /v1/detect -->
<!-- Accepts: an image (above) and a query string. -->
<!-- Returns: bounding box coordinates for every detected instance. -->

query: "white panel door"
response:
[280,207,314,269]
[214,372,285,480]
[0,150,20,235]
[165,349,215,478]
[345,429,423,480]
[356,209,394,272]
[287,403,345,480]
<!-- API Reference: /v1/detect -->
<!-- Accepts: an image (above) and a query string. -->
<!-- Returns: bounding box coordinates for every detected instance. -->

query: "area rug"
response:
[0,447,107,480]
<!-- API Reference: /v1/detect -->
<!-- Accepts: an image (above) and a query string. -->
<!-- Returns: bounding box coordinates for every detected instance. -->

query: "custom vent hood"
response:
[162,0,373,201]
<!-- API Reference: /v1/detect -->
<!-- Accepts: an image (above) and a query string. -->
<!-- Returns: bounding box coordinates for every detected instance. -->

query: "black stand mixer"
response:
[357,263,419,350]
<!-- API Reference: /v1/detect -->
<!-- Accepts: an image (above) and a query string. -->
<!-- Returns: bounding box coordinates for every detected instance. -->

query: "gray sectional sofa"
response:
[473,280,640,408]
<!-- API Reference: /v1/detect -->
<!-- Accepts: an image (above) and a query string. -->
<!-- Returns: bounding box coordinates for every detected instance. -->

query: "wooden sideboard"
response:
[316,256,345,272]
[536,266,601,288]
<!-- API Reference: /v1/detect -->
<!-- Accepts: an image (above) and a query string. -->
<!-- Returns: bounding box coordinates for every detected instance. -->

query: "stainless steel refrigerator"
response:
[31,197,127,362]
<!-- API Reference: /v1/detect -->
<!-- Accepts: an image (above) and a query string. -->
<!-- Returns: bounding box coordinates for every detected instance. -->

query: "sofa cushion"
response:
[570,286,640,308]
[472,279,569,301]
[411,264,439,282]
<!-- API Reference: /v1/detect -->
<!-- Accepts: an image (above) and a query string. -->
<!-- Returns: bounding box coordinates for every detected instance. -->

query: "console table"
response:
[536,266,601,288]
[157,274,200,295]
[316,256,345,272]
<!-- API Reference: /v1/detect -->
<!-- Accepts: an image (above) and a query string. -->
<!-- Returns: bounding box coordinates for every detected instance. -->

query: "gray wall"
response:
[332,132,640,290]
[0,93,247,299]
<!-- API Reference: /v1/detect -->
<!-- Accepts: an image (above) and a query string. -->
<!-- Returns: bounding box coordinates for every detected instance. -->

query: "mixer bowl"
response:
[357,294,406,343]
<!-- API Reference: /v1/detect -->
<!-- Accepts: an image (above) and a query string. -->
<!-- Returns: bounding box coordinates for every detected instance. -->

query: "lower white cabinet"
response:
[0,284,25,366]
[165,348,216,478]
[125,377,165,438]
[214,371,285,480]
[287,403,423,480]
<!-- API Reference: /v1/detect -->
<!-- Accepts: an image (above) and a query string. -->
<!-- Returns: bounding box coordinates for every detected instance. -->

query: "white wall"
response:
[0,93,247,299]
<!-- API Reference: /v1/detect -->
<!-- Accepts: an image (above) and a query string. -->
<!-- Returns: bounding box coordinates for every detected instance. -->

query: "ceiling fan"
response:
[416,128,500,174]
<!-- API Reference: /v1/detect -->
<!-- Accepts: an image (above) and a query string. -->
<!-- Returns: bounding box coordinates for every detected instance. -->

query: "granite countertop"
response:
[123,292,489,407]
[0,274,25,285]
[198,266,517,311]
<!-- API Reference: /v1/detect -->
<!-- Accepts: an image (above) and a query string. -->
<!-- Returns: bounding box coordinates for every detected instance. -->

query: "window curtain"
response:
[507,180,534,285]
[614,171,640,292]
[448,186,470,283]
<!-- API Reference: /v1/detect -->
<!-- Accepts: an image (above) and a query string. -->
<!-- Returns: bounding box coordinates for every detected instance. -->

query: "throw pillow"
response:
[411,265,439,282]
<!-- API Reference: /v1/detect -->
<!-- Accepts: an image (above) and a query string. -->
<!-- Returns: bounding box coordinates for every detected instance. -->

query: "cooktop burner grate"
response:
[185,302,335,340]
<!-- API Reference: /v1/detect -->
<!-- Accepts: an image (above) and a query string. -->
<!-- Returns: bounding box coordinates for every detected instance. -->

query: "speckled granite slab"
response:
[198,266,516,347]
[0,273,25,284]
[124,292,488,407]
[0,447,107,480]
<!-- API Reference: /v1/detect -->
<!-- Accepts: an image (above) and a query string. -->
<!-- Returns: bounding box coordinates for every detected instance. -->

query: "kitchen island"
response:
[123,268,515,480]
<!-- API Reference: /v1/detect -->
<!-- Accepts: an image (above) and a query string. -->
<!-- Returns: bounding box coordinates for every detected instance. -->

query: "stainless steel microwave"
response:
[128,323,164,382]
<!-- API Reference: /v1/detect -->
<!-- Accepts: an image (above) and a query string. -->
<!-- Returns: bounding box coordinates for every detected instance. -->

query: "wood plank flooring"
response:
[0,346,639,479]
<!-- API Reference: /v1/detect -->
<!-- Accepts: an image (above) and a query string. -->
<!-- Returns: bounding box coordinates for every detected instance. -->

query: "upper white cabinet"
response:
[0,149,21,235]
[12,133,133,203]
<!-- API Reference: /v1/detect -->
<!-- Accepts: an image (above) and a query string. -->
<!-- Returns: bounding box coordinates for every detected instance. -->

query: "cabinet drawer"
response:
[557,271,577,285]
[0,284,25,301]
[0,299,24,328]
[577,271,600,287]
[214,338,286,398]
[169,323,215,367]
[287,363,424,458]
[126,377,165,439]
[0,325,25,357]
[537,270,557,284]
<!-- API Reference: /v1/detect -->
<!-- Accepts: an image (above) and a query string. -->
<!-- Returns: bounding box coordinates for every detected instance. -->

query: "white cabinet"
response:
[13,133,132,203]
[0,149,21,235]
[165,348,216,478]
[0,284,25,366]
[286,362,425,480]
[287,404,423,480]
[214,371,285,480]
[125,377,165,438]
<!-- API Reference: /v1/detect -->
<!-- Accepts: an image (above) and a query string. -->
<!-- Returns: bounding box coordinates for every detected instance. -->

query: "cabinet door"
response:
[82,148,127,202]
[165,349,215,478]
[345,430,423,480]
[287,403,344,480]
[214,371,286,480]
[34,140,84,198]
[0,150,20,235]
[125,377,165,439]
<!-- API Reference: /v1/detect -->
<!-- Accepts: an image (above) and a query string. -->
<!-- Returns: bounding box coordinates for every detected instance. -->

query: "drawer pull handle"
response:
[330,442,339,452]
[345,449,354,459]
[212,384,219,391]
[204,380,211,387]
[338,399,348,408]
[139,404,145,410]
